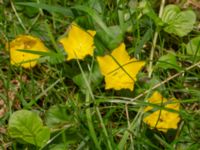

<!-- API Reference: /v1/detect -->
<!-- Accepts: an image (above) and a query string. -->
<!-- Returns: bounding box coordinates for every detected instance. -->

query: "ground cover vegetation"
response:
[0,0,200,149]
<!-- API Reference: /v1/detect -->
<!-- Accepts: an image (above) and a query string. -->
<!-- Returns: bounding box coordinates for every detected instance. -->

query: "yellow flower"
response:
[143,91,180,132]
[9,35,48,69]
[59,23,96,60]
[97,43,145,91]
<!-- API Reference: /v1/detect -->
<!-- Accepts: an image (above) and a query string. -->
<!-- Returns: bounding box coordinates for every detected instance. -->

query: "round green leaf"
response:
[8,110,50,147]
[156,53,180,70]
[162,5,196,37]
[186,36,200,57]
[45,104,73,128]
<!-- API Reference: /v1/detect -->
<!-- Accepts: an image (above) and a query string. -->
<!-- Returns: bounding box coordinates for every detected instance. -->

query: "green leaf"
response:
[162,5,196,37]
[95,25,124,52]
[156,53,180,70]
[186,36,200,57]
[45,104,73,128]
[8,110,50,147]
[72,63,103,92]
[139,1,163,26]
[72,5,115,39]
[18,0,39,18]
[16,2,74,18]
[49,144,66,150]
[107,25,124,49]
[134,28,153,56]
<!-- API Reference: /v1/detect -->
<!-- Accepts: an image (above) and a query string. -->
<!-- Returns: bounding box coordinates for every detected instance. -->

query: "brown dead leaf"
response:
[0,127,6,134]
[0,99,6,118]
[187,0,200,9]
[0,74,28,118]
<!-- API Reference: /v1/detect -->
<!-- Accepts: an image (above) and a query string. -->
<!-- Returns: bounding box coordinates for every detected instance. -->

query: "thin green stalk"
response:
[76,60,101,149]
[26,78,64,108]
[95,107,113,150]
[27,0,46,33]
[148,0,166,77]
[118,67,188,149]
[148,31,158,77]
[27,13,41,32]
[117,0,125,32]
[85,92,101,150]
[36,0,44,16]
[39,125,72,150]
[118,107,144,149]
[154,134,173,149]
[131,60,200,102]
[76,59,113,150]
[76,59,100,149]
[44,20,60,52]
[10,0,28,33]
[125,104,134,150]
[174,121,184,149]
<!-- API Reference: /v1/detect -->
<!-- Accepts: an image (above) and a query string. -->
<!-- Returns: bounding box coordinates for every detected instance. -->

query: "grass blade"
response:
[16,2,74,18]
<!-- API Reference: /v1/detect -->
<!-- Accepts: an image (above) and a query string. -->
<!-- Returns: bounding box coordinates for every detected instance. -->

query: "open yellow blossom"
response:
[143,91,180,132]
[97,43,145,91]
[9,35,48,69]
[59,23,96,60]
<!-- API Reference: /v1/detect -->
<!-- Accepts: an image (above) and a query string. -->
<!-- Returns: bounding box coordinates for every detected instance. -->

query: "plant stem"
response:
[95,107,113,150]
[26,78,64,108]
[86,92,101,150]
[118,107,143,149]
[132,60,200,102]
[44,20,60,53]
[148,0,166,77]
[125,104,134,149]
[117,0,125,32]
[10,0,28,33]
[76,59,112,149]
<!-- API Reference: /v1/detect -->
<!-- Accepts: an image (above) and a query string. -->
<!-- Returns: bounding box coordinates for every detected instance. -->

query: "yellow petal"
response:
[9,35,48,69]
[87,30,96,36]
[144,91,167,112]
[143,91,180,132]
[59,23,96,60]
[104,72,135,90]
[148,91,166,103]
[111,43,131,64]
[97,55,116,76]
[97,43,145,91]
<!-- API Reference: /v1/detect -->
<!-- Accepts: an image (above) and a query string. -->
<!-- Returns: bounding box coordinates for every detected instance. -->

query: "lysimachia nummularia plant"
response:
[8,35,49,68]
[59,23,96,60]
[97,43,145,91]
[143,91,180,132]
